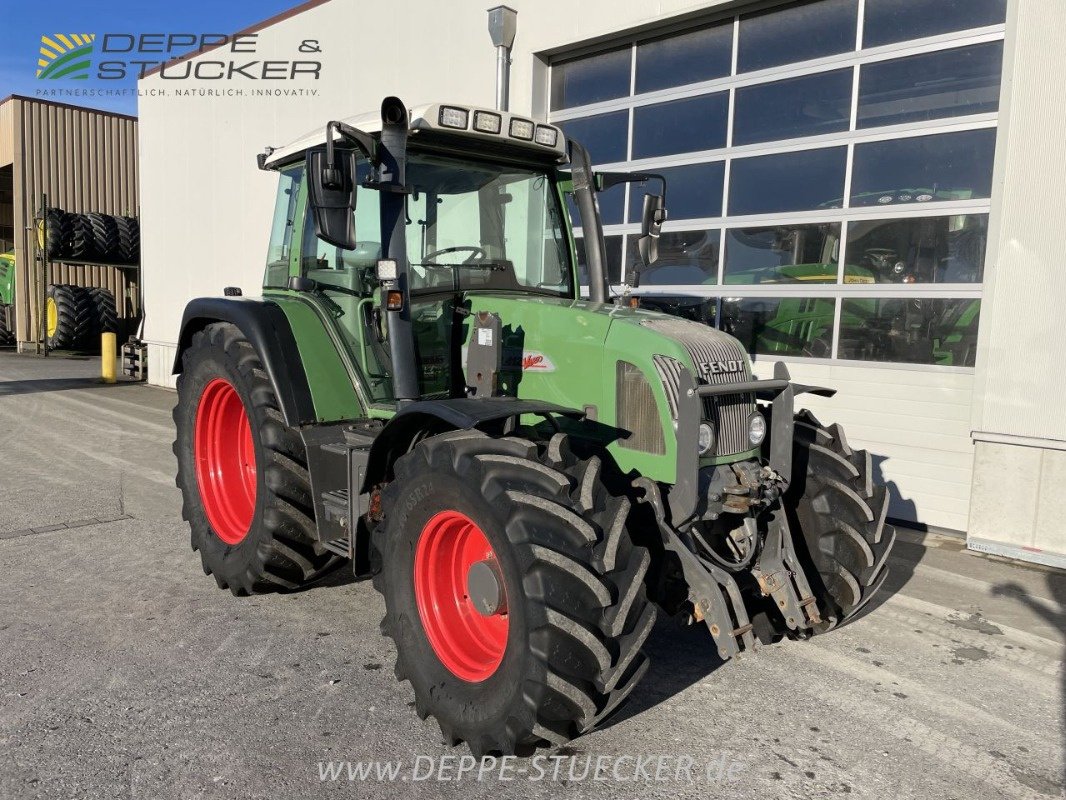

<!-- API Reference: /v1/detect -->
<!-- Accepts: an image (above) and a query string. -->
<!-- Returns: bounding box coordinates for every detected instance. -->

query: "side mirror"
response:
[306,146,358,250]
[637,193,666,267]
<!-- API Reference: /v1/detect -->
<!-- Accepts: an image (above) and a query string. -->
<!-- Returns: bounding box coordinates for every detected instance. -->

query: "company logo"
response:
[37,34,96,80]
[501,350,557,373]
[33,33,322,82]
[700,360,744,378]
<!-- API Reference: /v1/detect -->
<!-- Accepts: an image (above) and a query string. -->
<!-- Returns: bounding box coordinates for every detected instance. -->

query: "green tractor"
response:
[0,251,14,346]
[172,98,895,755]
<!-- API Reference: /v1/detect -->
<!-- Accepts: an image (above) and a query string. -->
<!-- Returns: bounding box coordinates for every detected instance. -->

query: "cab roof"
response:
[262,102,567,169]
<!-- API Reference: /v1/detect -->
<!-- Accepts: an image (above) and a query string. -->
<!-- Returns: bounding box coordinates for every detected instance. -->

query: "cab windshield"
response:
[300,151,574,299]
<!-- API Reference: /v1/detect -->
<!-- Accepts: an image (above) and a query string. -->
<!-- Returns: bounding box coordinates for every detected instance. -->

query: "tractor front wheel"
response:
[374,430,656,755]
[779,410,897,633]
[173,322,340,594]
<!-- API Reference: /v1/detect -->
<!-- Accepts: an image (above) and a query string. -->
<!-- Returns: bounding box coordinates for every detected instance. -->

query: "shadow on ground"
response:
[0,376,142,397]
[993,574,1066,791]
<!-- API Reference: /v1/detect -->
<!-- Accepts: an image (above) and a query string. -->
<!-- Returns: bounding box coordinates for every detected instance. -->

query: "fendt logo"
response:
[37,34,96,80]
[700,360,744,378]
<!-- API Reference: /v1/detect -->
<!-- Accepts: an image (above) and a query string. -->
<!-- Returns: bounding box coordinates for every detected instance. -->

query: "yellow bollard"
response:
[101,332,117,384]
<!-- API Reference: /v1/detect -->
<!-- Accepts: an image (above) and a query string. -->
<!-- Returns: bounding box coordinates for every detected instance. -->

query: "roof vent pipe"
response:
[487,6,517,111]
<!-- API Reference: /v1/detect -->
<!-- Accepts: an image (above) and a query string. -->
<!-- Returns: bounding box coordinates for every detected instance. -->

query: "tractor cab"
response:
[258,99,664,411]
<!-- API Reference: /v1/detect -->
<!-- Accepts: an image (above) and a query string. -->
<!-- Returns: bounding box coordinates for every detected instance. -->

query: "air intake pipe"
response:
[488,6,517,111]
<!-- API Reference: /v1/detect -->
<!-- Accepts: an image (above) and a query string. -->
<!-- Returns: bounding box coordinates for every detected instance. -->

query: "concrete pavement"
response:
[0,352,1062,799]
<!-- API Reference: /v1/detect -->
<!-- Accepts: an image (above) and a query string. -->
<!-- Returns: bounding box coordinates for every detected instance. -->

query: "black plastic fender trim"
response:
[173,296,316,428]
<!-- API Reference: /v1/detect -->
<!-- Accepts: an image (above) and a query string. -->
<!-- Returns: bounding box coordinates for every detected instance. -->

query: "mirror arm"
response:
[323,120,377,188]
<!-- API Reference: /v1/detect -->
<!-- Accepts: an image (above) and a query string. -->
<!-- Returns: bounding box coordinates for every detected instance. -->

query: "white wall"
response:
[139,0,987,531]
[966,0,1066,561]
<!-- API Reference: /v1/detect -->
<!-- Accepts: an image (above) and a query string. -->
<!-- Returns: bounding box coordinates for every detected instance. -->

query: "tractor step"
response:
[321,489,352,558]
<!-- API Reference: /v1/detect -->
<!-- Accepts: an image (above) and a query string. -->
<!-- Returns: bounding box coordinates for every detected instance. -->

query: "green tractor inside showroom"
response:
[172,98,895,755]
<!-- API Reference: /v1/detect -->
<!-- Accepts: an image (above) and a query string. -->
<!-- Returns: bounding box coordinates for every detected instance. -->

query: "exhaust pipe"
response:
[487,6,517,111]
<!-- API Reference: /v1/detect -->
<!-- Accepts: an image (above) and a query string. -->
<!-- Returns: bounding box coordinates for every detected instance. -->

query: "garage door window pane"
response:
[838,298,980,366]
[628,162,724,222]
[738,0,858,73]
[624,229,720,285]
[635,23,733,94]
[863,0,1006,49]
[551,48,631,110]
[729,147,848,216]
[844,215,987,284]
[720,297,836,358]
[858,42,1003,129]
[567,181,626,228]
[733,69,853,146]
[558,111,629,165]
[724,223,841,284]
[632,93,728,159]
[575,234,624,285]
[850,129,996,207]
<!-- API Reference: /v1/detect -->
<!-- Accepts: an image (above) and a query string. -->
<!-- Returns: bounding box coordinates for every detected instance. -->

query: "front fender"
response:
[361,398,584,491]
[173,296,316,427]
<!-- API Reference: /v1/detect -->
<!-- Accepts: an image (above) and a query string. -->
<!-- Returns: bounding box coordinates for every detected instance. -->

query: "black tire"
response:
[46,284,93,350]
[87,213,119,262]
[374,430,656,756]
[173,322,341,595]
[115,216,139,264]
[68,213,95,261]
[39,208,72,260]
[87,286,118,334]
[780,410,896,632]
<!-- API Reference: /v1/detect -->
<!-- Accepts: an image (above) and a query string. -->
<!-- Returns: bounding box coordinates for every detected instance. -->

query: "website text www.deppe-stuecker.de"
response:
[317,752,748,784]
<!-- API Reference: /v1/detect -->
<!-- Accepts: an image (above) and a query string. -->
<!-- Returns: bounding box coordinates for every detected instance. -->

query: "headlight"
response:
[697,423,715,455]
[534,125,558,146]
[473,110,502,134]
[509,118,535,140]
[748,412,766,446]
[438,106,469,129]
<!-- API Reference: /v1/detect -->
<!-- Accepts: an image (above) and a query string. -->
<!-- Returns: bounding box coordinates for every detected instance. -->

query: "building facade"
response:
[0,95,139,345]
[136,0,1066,564]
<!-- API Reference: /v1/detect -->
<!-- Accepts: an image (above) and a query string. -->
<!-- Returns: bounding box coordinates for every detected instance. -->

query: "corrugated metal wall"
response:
[5,97,139,344]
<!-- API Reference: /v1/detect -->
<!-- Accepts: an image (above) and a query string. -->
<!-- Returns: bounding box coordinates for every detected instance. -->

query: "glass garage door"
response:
[549,0,1006,368]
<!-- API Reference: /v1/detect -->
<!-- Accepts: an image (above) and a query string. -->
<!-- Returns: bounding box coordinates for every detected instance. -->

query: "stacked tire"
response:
[38,208,139,265]
[46,283,118,350]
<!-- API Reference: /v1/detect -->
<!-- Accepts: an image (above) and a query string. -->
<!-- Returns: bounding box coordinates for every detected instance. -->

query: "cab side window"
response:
[264,164,303,288]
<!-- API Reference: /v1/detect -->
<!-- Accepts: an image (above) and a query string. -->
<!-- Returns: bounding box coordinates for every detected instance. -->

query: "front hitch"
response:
[642,361,835,657]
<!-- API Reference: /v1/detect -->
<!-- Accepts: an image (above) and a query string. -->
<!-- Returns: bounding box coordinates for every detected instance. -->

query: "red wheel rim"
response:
[414,511,508,682]
[194,378,257,545]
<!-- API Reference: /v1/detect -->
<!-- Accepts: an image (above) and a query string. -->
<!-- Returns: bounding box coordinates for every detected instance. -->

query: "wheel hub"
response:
[467,559,507,617]
[193,378,257,545]
[413,511,508,682]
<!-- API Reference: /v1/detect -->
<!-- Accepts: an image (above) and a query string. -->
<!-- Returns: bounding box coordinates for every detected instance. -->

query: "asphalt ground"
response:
[0,351,1063,799]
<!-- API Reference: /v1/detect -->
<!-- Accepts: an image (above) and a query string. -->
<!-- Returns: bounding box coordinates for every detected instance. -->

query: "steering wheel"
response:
[422,246,487,265]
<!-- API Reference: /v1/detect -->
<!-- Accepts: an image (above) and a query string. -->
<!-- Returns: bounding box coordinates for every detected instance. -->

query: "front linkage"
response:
[636,362,835,660]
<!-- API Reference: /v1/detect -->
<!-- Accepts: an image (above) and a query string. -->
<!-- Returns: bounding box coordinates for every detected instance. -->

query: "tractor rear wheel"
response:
[780,410,896,633]
[173,322,341,595]
[374,430,655,755]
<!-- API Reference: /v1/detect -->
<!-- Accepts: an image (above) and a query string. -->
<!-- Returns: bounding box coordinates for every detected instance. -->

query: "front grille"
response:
[643,318,756,457]
[616,360,666,454]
